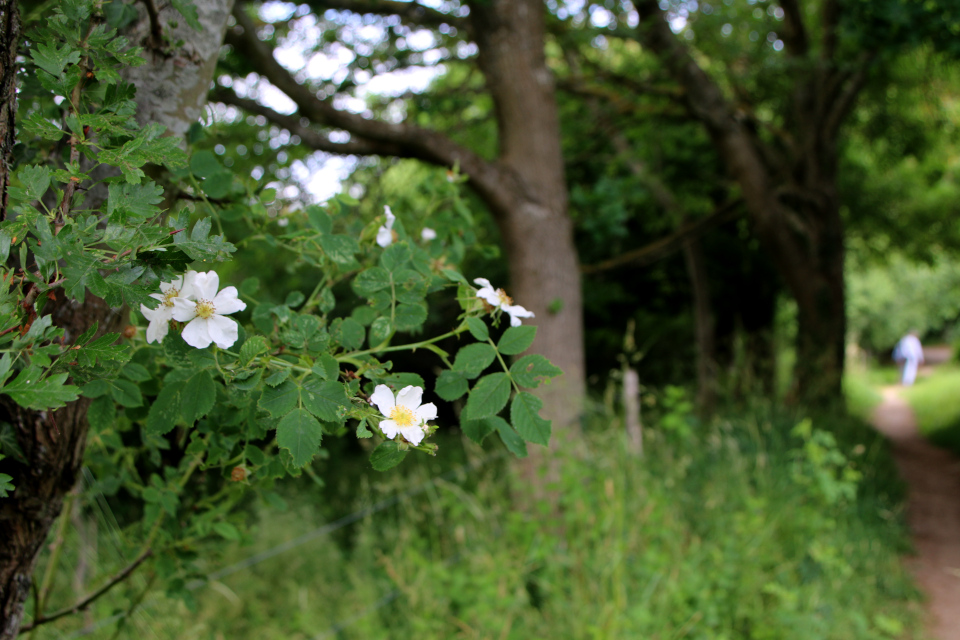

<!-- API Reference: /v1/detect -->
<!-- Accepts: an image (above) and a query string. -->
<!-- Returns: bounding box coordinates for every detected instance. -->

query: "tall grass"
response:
[28,404,921,640]
[902,365,960,454]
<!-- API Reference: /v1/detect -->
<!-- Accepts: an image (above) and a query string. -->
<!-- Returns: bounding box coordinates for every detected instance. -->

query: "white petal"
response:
[379,419,400,439]
[400,425,425,446]
[159,276,183,295]
[376,225,393,248]
[476,288,502,308]
[395,385,423,411]
[473,278,492,288]
[171,298,198,322]
[181,318,213,348]
[145,317,168,344]
[140,303,159,321]
[181,271,199,299]
[421,227,437,241]
[504,304,535,327]
[370,384,396,417]
[149,292,164,302]
[192,271,219,300]
[213,287,246,315]
[383,205,395,229]
[416,402,437,423]
[207,315,239,349]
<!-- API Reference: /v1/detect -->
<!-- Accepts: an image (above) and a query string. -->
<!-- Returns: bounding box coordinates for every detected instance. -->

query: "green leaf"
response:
[134,249,192,272]
[306,205,332,234]
[339,318,365,350]
[212,521,241,541]
[370,440,408,471]
[173,216,236,260]
[319,234,360,264]
[435,370,469,401]
[466,317,489,341]
[75,333,126,367]
[464,373,511,420]
[276,408,323,467]
[498,325,536,355]
[453,343,497,379]
[394,303,427,331]
[11,166,51,203]
[356,418,373,438]
[311,353,340,380]
[381,241,411,271]
[0,472,13,498]
[461,418,496,444]
[264,369,290,387]
[509,354,562,389]
[353,267,391,296]
[510,392,551,445]
[190,150,222,178]
[88,394,117,434]
[107,182,163,222]
[146,383,183,434]
[240,335,268,365]
[301,379,348,422]
[110,379,142,408]
[368,317,392,346]
[181,370,216,423]
[258,381,299,417]
[30,41,81,76]
[202,171,233,198]
[171,0,201,29]
[494,417,528,458]
[3,368,79,410]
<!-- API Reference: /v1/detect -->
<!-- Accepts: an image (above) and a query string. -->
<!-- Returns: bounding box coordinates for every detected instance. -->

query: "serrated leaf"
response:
[311,353,340,380]
[353,267,391,296]
[466,317,489,341]
[339,318,365,350]
[110,379,142,408]
[301,379,348,422]
[258,380,298,417]
[181,369,215,423]
[146,383,183,434]
[394,303,427,331]
[202,171,233,198]
[465,373,511,420]
[510,354,563,389]
[381,241,411,271]
[76,333,126,367]
[306,205,332,234]
[453,343,497,380]
[87,394,117,433]
[494,417,528,457]
[134,249,193,272]
[240,335,268,365]
[461,417,495,444]
[190,150,221,178]
[370,440,408,471]
[319,234,360,264]
[498,325,536,355]
[3,368,79,410]
[435,370,469,401]
[107,182,163,222]
[171,0,202,29]
[120,362,151,382]
[264,368,291,387]
[368,317,392,346]
[31,41,81,76]
[276,408,323,467]
[511,392,551,445]
[356,418,373,438]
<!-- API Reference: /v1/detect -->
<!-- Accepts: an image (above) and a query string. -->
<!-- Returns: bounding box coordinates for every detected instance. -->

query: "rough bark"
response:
[0,2,233,636]
[0,0,17,220]
[635,1,867,406]
[225,0,586,436]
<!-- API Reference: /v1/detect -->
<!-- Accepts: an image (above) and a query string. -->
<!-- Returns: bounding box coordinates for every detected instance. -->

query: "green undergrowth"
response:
[844,372,885,422]
[30,406,921,640]
[902,365,960,455]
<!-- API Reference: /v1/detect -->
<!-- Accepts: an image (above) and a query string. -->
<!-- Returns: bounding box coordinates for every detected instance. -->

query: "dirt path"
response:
[871,386,960,639]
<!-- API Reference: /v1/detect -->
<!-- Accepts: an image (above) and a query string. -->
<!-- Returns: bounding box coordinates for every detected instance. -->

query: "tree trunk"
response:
[470,0,585,437]
[682,236,716,417]
[0,2,232,636]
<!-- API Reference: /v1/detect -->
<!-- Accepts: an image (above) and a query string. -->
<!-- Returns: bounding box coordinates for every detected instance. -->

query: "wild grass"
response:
[29,403,921,640]
[901,365,960,454]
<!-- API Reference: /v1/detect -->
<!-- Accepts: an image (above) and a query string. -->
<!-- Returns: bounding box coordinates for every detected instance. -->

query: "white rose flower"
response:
[473,277,535,327]
[171,271,246,349]
[376,205,397,248]
[421,227,437,241]
[140,275,193,344]
[370,384,437,446]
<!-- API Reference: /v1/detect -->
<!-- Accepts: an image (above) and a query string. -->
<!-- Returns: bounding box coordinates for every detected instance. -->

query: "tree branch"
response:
[18,549,153,633]
[824,53,875,139]
[140,0,163,48]
[308,0,470,34]
[212,86,406,156]
[581,200,743,274]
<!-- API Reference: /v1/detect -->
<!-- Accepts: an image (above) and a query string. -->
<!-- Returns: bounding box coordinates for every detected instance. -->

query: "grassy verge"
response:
[844,372,884,422]
[29,405,921,640]
[902,365,960,455]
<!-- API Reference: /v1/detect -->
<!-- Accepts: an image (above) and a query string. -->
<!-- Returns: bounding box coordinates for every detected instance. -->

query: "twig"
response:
[140,0,163,48]
[19,549,154,633]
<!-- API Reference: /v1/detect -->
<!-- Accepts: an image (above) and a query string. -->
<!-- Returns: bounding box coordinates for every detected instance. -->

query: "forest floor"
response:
[871,356,960,639]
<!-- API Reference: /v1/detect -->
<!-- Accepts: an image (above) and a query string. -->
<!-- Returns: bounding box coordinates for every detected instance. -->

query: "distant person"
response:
[894,330,924,386]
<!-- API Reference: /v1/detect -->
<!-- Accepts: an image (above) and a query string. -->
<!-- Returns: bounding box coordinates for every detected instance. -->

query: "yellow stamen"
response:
[161,288,179,307]
[496,289,513,306]
[389,405,417,428]
[195,299,216,319]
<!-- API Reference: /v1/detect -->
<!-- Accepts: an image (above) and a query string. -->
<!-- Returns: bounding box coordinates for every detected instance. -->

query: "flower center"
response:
[496,289,513,306]
[161,288,179,307]
[389,405,417,428]
[195,299,216,320]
